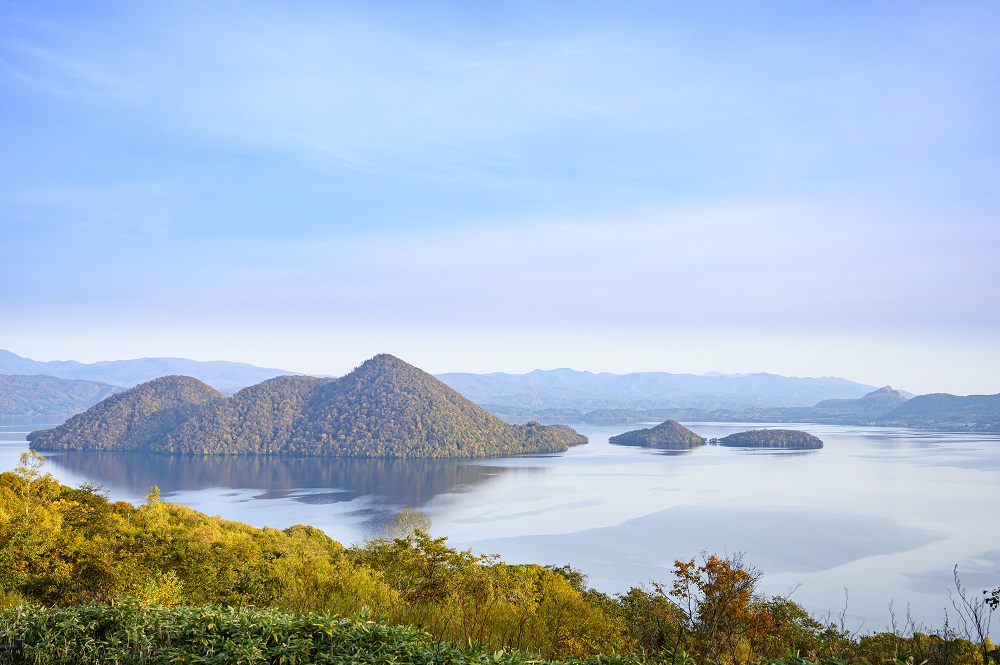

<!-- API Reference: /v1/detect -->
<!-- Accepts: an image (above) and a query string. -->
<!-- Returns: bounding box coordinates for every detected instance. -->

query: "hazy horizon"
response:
[3,2,998,396]
[1,345,894,390]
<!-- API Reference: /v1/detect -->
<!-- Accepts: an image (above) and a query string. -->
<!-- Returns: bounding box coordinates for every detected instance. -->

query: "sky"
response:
[2,0,998,395]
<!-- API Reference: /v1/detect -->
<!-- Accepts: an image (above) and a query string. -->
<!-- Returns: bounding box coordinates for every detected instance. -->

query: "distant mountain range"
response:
[3,349,997,431]
[0,349,294,393]
[875,392,1000,430]
[28,354,587,458]
[435,367,886,413]
[3,348,893,418]
[519,386,999,432]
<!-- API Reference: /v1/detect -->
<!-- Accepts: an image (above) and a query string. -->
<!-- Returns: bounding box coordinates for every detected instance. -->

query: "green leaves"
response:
[0,604,642,665]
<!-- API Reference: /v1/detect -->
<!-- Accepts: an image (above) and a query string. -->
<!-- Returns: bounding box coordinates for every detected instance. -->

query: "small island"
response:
[716,428,823,449]
[609,419,706,449]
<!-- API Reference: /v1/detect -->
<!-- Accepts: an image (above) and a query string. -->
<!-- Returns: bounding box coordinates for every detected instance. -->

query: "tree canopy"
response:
[609,420,706,449]
[717,429,823,449]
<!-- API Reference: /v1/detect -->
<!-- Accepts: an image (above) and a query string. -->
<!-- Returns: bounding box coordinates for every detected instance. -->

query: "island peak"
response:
[29,354,588,458]
[609,419,706,449]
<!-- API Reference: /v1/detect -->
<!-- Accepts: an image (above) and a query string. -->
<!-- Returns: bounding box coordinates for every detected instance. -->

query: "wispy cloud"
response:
[0,35,137,100]
[1,1,998,392]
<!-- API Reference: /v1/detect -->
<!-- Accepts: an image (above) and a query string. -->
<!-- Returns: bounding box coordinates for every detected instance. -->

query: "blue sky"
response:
[2,0,998,394]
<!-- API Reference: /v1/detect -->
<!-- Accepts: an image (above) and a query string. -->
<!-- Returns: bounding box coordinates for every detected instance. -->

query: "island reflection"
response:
[45,452,529,508]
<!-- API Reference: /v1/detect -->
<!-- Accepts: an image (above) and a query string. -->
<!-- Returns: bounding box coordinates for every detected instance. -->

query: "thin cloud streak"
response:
[6,204,998,333]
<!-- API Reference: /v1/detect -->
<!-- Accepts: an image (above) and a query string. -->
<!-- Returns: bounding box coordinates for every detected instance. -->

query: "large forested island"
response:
[716,429,823,449]
[608,419,706,449]
[27,354,587,458]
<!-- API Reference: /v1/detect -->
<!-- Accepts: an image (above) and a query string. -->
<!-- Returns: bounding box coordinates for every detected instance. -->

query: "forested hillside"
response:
[0,374,122,417]
[28,355,587,458]
[27,375,227,452]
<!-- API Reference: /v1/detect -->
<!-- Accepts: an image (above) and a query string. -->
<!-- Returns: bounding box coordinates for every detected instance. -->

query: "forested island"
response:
[27,354,587,458]
[607,422,822,450]
[716,429,823,449]
[609,420,706,449]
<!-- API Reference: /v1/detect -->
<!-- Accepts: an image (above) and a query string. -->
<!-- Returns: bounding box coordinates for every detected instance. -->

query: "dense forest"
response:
[716,429,823,449]
[609,420,706,449]
[27,355,587,458]
[0,453,996,664]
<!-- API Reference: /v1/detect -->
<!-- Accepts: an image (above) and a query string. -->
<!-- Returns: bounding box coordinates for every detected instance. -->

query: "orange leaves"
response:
[664,553,765,663]
[670,554,756,622]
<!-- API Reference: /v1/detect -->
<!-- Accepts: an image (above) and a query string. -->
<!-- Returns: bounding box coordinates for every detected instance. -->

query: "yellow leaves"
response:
[128,570,185,607]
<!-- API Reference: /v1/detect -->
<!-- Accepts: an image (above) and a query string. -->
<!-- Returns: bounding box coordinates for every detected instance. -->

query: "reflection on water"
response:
[0,418,63,471]
[44,452,528,509]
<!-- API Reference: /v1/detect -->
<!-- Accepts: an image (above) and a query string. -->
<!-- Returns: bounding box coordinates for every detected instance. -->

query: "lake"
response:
[2,418,998,635]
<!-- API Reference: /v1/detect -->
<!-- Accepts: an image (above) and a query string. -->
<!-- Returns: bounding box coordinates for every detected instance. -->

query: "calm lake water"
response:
[2,418,998,634]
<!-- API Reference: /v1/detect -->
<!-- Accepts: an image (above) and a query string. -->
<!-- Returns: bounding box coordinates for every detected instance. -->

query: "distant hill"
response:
[558,386,1000,432]
[716,429,823,449]
[29,354,588,458]
[437,368,881,415]
[0,349,295,393]
[0,374,123,417]
[876,393,1000,430]
[609,420,706,449]
[556,387,1000,432]
[814,386,908,413]
[509,387,915,427]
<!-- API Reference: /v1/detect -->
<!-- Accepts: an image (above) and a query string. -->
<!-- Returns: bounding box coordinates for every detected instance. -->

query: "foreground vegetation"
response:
[0,603,642,665]
[0,453,995,664]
